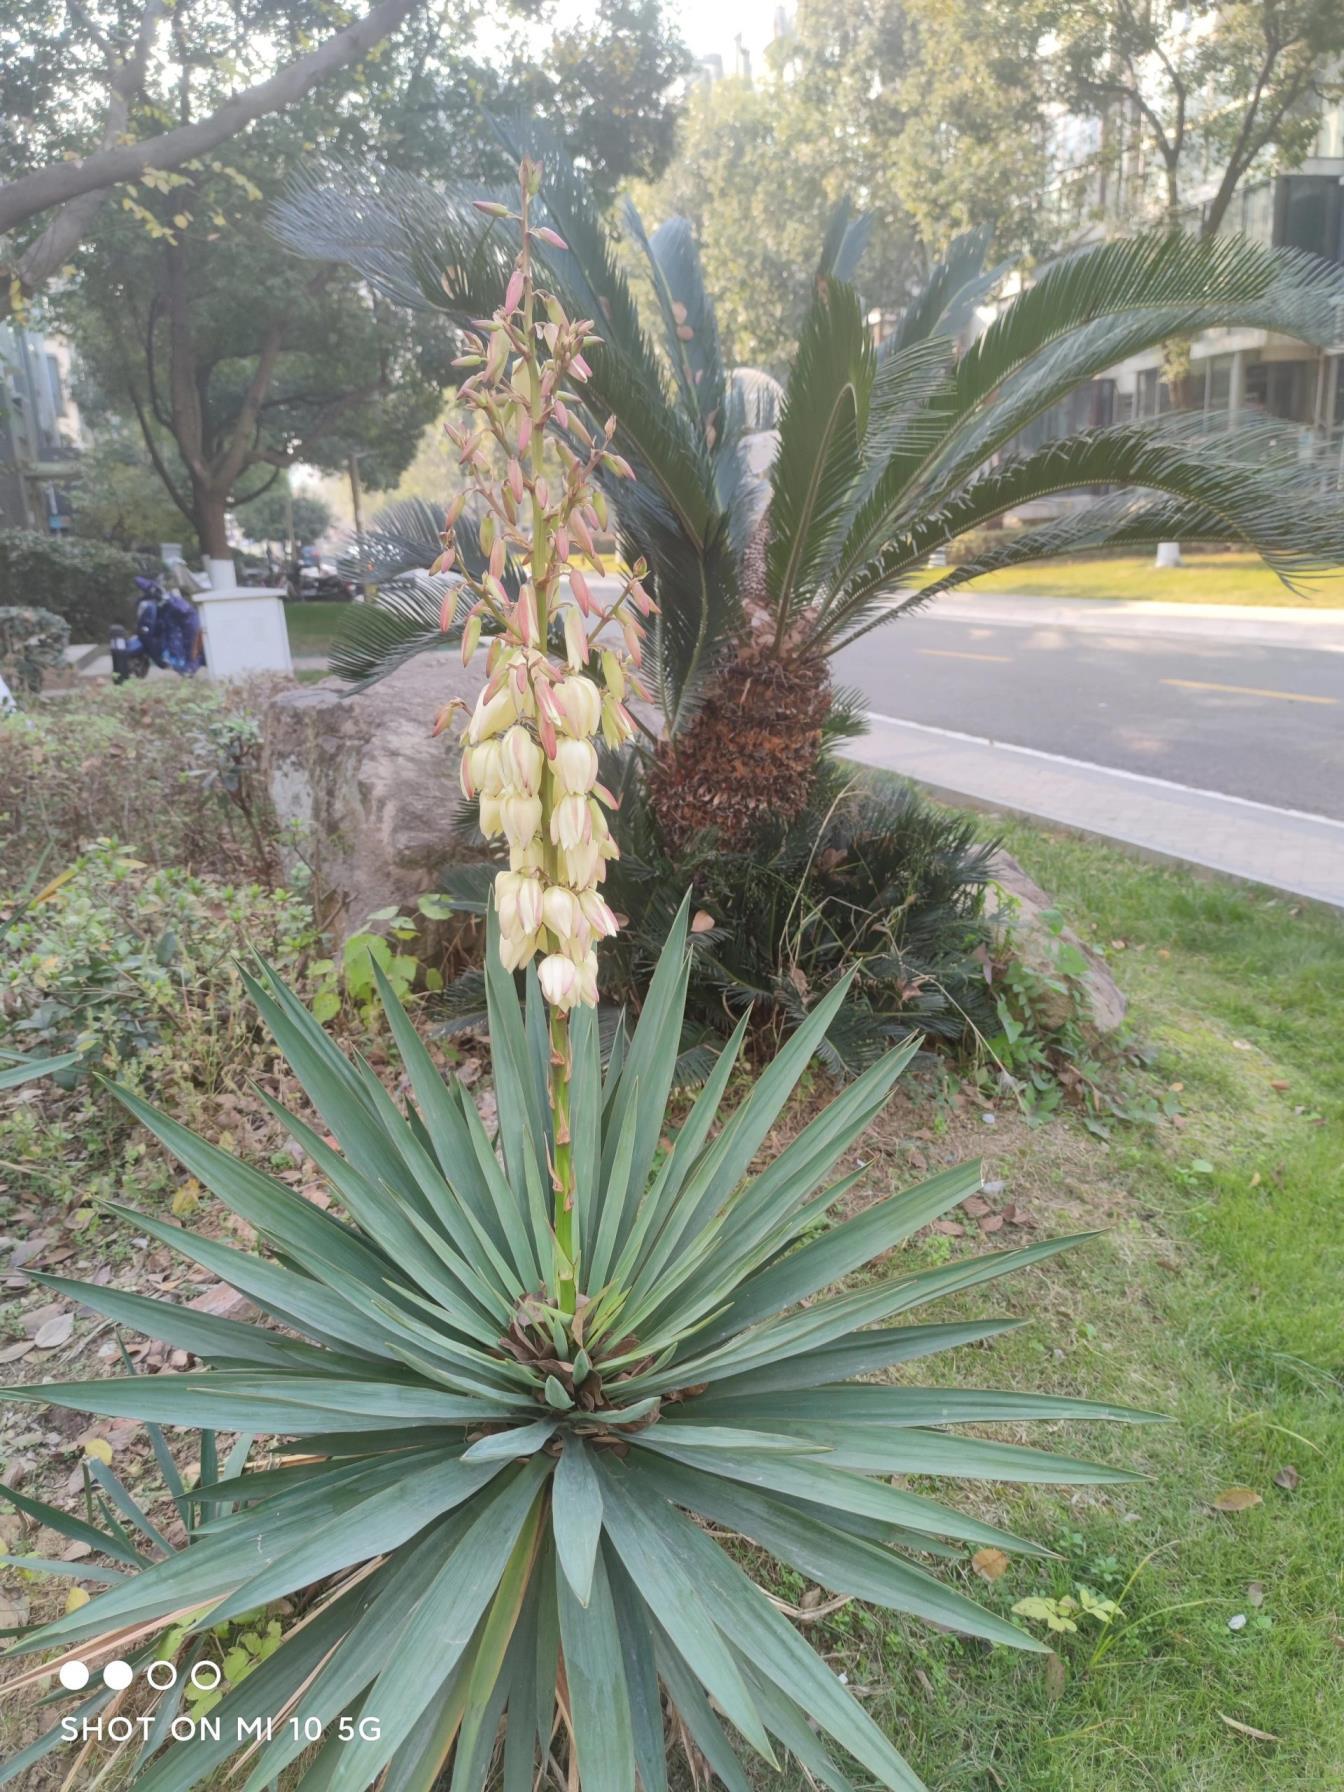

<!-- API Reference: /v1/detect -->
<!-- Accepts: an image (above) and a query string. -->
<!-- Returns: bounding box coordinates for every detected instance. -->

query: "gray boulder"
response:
[262,652,486,939]
[985,850,1127,1035]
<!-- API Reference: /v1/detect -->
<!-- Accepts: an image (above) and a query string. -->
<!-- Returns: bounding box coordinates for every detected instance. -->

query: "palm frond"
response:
[764,279,874,644]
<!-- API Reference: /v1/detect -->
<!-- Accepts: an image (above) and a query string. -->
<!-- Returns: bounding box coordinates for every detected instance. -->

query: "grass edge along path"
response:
[784,824,1343,1792]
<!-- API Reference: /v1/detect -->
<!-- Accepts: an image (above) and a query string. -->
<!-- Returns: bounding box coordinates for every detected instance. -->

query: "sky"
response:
[671,0,784,69]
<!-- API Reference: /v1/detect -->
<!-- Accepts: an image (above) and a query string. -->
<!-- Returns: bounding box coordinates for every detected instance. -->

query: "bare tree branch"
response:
[0,0,422,255]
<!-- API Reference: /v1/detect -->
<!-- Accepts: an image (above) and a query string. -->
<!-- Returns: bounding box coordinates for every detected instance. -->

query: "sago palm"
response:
[6,903,1159,1791]
[277,125,1344,842]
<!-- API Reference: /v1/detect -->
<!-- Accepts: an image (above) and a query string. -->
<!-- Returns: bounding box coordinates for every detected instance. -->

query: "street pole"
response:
[348,453,366,600]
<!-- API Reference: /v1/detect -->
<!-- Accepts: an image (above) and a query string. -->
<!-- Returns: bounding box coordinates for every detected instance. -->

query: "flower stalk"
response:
[448,161,654,1309]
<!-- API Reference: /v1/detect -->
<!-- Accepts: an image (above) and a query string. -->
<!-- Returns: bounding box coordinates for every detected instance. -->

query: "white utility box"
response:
[196,560,293,679]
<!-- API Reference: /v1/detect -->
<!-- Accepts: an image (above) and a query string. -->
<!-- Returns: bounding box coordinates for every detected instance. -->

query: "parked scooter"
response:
[109,571,204,682]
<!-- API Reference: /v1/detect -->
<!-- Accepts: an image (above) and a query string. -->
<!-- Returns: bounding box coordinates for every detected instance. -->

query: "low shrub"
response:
[0,842,315,1209]
[0,530,146,639]
[0,679,280,887]
[0,605,68,697]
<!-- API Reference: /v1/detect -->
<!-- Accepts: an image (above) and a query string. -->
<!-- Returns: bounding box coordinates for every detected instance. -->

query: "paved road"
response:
[832,596,1344,822]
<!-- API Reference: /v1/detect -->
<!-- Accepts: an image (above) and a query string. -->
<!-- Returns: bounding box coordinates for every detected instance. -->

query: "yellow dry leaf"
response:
[971,1547,1010,1582]
[83,1438,113,1466]
[1213,1487,1263,1513]
[65,1587,90,1614]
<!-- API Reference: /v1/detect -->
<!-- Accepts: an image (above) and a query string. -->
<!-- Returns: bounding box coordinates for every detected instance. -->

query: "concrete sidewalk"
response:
[890,592,1344,651]
[850,712,1344,910]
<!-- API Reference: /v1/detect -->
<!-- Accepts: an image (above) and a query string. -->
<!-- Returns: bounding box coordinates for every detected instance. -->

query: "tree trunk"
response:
[194,484,231,560]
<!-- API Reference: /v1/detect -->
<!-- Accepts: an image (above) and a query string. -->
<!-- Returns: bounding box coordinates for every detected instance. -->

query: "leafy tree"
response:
[636,0,1050,372]
[1052,0,1344,233]
[67,423,197,555]
[54,0,690,558]
[0,0,422,313]
[238,478,332,547]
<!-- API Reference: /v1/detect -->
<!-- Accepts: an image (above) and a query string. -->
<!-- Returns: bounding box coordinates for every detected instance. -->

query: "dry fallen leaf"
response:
[1213,1487,1263,1513]
[1246,1582,1265,1607]
[1218,1715,1279,1744]
[64,1587,90,1614]
[1273,1465,1300,1492]
[971,1547,1010,1582]
[0,1340,34,1364]
[33,1313,73,1350]
[81,1437,113,1466]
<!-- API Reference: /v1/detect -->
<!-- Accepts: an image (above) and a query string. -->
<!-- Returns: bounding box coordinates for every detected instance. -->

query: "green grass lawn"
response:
[796,829,1344,1790]
[925,551,1344,607]
[283,599,352,657]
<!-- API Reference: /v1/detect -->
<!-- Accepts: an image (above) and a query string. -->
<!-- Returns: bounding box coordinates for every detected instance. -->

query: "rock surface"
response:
[985,850,1127,1034]
[262,652,485,939]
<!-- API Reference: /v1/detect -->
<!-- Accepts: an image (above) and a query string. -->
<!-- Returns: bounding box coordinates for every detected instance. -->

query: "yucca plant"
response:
[6,903,1159,1792]
[5,169,1157,1789]
[1,1358,255,1790]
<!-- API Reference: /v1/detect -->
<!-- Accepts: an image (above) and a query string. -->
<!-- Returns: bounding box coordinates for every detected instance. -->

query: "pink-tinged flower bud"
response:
[630,580,654,616]
[553,675,602,738]
[502,725,543,794]
[551,792,591,851]
[554,737,598,795]
[533,226,569,252]
[439,587,457,630]
[570,354,591,382]
[554,399,569,430]
[569,566,593,613]
[460,612,483,665]
[467,683,517,743]
[538,952,580,1009]
[504,268,525,313]
[576,950,599,1007]
[535,478,549,510]
[542,883,585,947]
[508,459,525,504]
[498,926,539,973]
[473,199,510,218]
[602,453,635,480]
[622,619,644,667]
[517,410,532,455]
[489,537,506,582]
[444,491,467,528]
[515,582,538,647]
[500,791,542,851]
[570,511,595,558]
[563,605,589,671]
[478,792,503,837]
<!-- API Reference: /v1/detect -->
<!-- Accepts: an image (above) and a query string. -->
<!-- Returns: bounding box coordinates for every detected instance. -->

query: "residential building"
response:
[0,320,82,531]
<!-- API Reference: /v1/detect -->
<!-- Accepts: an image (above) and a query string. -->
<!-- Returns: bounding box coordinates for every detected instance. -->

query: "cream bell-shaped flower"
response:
[496,869,544,939]
[537,953,581,1010]
[478,793,503,838]
[552,737,598,796]
[498,927,540,973]
[576,949,599,1008]
[563,605,589,672]
[466,683,518,743]
[461,740,506,800]
[553,674,602,739]
[500,791,543,852]
[541,884,586,954]
[508,837,547,874]
[501,725,543,795]
[550,792,591,851]
[559,840,604,889]
[578,888,619,939]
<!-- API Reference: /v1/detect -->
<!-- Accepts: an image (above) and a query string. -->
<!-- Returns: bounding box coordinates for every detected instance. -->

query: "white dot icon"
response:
[102,1660,134,1691]
[58,1660,89,1691]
